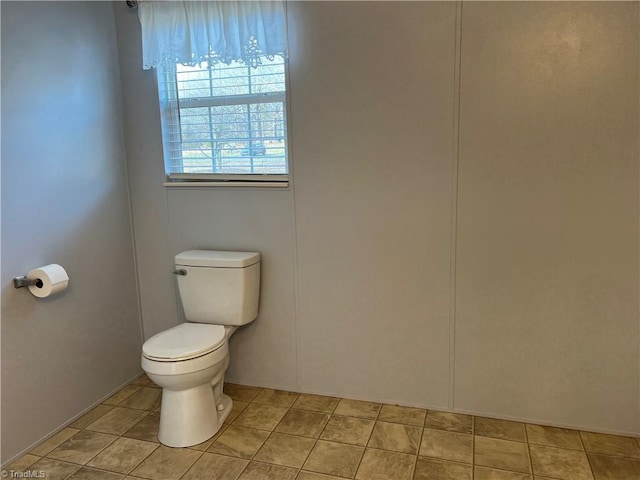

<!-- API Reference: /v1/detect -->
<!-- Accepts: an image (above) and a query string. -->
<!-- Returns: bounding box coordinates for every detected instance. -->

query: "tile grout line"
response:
[350,402,383,479]
[289,398,382,478]
[524,422,534,479]
[410,408,428,480]
[471,416,475,479]
[245,391,297,475]
[579,431,597,480]
[226,386,266,479]
[174,449,206,480]
[294,399,329,478]
[471,414,476,478]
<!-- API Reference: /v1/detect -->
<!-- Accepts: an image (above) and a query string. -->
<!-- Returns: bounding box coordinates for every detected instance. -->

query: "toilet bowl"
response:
[141,250,260,448]
[142,323,232,447]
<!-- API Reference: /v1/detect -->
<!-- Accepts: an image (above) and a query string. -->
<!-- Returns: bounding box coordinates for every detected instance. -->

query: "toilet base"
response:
[158,383,224,447]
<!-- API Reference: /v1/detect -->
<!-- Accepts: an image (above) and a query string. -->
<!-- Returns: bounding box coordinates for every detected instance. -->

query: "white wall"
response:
[454,1,639,435]
[289,1,457,408]
[1,1,142,462]
[114,1,639,436]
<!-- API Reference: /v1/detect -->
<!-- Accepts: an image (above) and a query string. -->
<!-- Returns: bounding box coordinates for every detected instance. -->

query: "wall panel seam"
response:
[111,2,145,345]
[285,3,302,393]
[448,0,463,411]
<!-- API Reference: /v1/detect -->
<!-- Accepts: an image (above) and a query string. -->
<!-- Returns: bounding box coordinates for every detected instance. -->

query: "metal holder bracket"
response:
[13,276,43,289]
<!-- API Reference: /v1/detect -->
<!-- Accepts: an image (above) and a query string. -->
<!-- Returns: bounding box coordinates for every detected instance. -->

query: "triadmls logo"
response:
[1,471,46,478]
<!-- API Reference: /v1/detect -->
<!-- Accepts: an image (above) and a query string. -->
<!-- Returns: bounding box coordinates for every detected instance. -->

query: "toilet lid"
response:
[143,323,226,361]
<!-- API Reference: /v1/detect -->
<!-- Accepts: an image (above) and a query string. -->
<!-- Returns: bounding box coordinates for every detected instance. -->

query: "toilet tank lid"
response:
[175,250,260,268]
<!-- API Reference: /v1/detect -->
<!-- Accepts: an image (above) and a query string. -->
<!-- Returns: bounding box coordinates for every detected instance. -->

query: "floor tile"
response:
[253,388,300,407]
[254,432,316,468]
[87,437,158,474]
[70,405,114,430]
[122,414,160,443]
[208,425,270,459]
[378,405,426,427]
[6,454,41,472]
[24,374,640,480]
[525,424,583,450]
[103,385,142,406]
[233,403,289,431]
[182,452,248,480]
[475,417,527,442]
[334,399,381,420]
[474,436,531,474]
[30,458,81,480]
[581,431,640,459]
[355,448,415,480]
[86,408,148,436]
[474,467,532,479]
[529,444,592,480]
[130,445,201,480]
[66,467,124,480]
[294,394,340,414]
[419,428,472,464]
[425,411,473,434]
[303,440,364,478]
[118,387,161,411]
[224,401,249,425]
[320,415,375,446]
[30,428,80,456]
[238,462,298,480]
[588,452,640,480]
[413,457,472,480]
[276,409,330,438]
[367,421,421,454]
[47,430,118,465]
[224,384,262,402]
[130,374,152,386]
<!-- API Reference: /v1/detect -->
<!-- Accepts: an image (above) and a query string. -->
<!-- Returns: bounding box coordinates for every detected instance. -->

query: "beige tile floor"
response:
[6,374,640,480]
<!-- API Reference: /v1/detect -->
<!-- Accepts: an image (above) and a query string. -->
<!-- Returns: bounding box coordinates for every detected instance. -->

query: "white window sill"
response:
[164,180,289,188]
[164,174,289,188]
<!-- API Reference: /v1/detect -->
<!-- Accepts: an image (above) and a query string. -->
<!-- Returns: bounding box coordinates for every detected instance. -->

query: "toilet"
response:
[141,250,260,448]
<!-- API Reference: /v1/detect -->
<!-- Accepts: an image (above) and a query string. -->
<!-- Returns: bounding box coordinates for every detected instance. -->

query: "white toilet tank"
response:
[174,250,260,326]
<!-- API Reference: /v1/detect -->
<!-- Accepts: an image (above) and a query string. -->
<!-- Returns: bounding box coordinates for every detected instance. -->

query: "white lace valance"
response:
[138,1,287,70]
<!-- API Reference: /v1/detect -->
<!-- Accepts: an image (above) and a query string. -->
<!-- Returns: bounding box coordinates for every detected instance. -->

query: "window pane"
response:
[176,57,285,99]
[160,56,288,176]
[177,102,286,174]
[210,62,251,96]
[249,57,286,94]
[176,67,211,99]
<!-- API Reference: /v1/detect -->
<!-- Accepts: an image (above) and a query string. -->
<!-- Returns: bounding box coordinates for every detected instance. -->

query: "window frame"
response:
[157,57,290,188]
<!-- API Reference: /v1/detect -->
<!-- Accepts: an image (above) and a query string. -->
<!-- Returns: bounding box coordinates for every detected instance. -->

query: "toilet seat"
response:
[143,323,226,362]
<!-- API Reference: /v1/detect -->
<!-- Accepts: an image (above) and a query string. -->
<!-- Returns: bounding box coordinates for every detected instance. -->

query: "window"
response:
[137,0,289,186]
[158,57,288,184]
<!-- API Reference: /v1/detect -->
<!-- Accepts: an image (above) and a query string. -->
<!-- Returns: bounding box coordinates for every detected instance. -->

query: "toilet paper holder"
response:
[13,276,44,289]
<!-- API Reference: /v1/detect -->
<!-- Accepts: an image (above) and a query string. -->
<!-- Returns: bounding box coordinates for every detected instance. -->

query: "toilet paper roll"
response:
[27,264,69,298]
